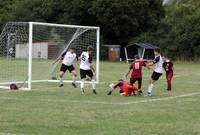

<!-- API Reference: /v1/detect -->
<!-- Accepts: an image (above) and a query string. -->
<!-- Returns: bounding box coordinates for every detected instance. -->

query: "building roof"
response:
[127,43,158,49]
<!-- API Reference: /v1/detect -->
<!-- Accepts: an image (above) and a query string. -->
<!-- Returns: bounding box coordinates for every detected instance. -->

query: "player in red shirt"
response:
[163,58,175,92]
[107,79,138,97]
[125,55,146,95]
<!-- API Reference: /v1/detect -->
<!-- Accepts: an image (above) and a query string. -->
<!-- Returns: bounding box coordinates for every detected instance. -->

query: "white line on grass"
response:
[0,92,200,105]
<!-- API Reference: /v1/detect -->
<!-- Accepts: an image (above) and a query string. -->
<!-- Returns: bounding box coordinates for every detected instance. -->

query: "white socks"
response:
[148,83,154,93]
[60,77,63,84]
[80,79,96,90]
[92,80,96,90]
[81,80,85,89]
[72,75,77,84]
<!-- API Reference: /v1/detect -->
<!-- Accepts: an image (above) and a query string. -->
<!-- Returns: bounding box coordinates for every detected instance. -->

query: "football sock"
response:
[81,80,84,90]
[147,83,154,93]
[91,80,96,90]
[72,75,77,84]
[60,77,63,84]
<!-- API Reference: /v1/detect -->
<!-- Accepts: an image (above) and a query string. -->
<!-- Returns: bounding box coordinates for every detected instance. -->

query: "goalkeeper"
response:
[107,79,138,97]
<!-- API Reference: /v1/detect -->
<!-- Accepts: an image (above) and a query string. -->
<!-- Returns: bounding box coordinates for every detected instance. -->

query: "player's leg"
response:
[130,77,137,86]
[147,79,156,96]
[130,77,137,95]
[71,70,77,88]
[68,65,77,88]
[80,69,86,94]
[86,70,97,94]
[120,92,130,97]
[59,64,67,87]
[120,88,132,97]
[138,77,143,96]
[59,71,65,87]
[127,85,138,96]
[146,72,162,96]
[166,72,173,96]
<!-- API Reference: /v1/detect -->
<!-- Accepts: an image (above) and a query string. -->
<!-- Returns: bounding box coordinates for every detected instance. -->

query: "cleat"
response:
[72,83,77,88]
[138,90,143,96]
[59,84,64,87]
[138,92,143,96]
[81,89,85,94]
[93,89,97,94]
[145,92,152,97]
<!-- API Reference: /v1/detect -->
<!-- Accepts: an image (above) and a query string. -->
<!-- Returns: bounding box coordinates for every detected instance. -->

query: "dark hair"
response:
[134,55,139,59]
[154,48,161,54]
[87,46,93,51]
[70,47,76,50]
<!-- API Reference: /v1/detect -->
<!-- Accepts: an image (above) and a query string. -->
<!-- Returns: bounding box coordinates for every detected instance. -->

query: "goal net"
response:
[0,22,100,90]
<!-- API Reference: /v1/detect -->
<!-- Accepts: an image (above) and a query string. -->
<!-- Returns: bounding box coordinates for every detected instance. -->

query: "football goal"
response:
[0,22,100,90]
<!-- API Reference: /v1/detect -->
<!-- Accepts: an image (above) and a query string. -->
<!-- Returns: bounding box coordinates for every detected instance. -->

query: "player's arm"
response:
[107,82,120,95]
[89,55,95,72]
[143,61,150,70]
[90,64,95,73]
[52,51,66,65]
[125,69,131,78]
[125,64,132,78]
[77,53,82,65]
[52,55,62,65]
[146,56,160,68]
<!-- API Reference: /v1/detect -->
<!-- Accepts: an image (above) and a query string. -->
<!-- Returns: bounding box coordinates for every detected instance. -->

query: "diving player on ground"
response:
[107,79,138,97]
[146,48,164,96]
[79,46,97,94]
[125,55,146,96]
[53,47,77,88]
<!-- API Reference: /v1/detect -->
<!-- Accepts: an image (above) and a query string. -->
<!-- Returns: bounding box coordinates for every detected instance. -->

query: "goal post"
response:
[0,22,100,90]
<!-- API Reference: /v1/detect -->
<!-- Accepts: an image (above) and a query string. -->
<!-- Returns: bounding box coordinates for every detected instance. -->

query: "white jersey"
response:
[80,51,92,70]
[62,51,76,66]
[153,55,163,73]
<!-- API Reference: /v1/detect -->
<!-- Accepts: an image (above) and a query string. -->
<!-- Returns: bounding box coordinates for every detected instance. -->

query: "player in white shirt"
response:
[146,48,164,96]
[53,47,77,88]
[79,46,97,94]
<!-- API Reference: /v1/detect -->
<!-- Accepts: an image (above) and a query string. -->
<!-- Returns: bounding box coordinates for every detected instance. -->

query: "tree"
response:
[0,0,165,46]
[133,0,200,61]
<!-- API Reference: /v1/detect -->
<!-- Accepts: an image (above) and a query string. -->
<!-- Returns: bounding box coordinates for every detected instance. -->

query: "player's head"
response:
[154,48,161,56]
[118,79,124,82]
[87,46,93,54]
[134,55,140,60]
[70,47,76,53]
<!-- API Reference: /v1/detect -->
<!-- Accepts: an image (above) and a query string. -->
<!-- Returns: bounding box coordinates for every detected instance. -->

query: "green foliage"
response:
[133,0,200,61]
[0,0,164,45]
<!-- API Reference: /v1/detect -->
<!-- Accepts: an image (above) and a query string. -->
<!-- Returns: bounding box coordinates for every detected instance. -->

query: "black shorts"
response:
[60,64,75,73]
[151,71,162,81]
[80,69,94,79]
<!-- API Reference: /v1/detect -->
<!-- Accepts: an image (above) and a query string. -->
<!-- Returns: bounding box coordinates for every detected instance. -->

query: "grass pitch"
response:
[0,61,200,135]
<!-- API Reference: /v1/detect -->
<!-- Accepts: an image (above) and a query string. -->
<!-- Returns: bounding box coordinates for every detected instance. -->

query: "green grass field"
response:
[0,61,200,135]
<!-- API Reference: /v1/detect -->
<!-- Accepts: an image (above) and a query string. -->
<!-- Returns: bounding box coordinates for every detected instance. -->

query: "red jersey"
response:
[163,61,174,73]
[129,60,146,78]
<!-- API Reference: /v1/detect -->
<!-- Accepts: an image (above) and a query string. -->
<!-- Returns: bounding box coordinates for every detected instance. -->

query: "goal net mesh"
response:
[0,22,99,90]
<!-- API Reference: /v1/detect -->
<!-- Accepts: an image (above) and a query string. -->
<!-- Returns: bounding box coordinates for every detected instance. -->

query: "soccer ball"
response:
[109,83,114,89]
[10,83,18,90]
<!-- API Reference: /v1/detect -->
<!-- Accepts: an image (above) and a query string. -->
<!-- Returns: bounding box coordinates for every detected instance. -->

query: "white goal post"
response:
[0,22,100,90]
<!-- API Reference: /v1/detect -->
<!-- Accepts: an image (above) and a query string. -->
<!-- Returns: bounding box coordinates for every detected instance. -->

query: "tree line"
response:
[132,0,200,61]
[0,0,199,61]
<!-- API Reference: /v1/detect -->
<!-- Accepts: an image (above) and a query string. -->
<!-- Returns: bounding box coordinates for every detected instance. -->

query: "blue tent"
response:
[124,43,158,63]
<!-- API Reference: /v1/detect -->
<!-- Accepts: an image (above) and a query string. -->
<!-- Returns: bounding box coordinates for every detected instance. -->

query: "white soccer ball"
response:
[109,83,114,89]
